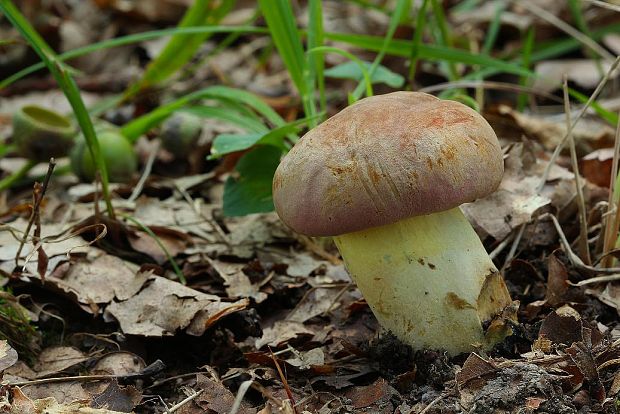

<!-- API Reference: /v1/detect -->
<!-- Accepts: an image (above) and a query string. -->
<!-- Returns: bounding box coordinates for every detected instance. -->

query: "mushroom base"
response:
[334,207,515,355]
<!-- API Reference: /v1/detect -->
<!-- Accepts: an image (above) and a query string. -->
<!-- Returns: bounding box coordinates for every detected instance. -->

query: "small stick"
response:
[128,140,159,203]
[562,76,590,264]
[269,347,298,414]
[14,158,56,268]
[165,389,204,414]
[8,359,165,387]
[602,109,620,266]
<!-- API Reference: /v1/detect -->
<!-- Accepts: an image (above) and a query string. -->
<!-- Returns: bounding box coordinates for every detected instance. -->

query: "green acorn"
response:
[160,112,203,158]
[70,126,137,183]
[12,105,75,162]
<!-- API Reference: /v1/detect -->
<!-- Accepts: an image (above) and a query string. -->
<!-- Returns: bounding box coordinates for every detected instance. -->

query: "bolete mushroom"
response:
[272,91,516,355]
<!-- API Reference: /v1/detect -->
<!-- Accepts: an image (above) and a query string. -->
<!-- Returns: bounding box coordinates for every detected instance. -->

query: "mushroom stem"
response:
[334,207,514,355]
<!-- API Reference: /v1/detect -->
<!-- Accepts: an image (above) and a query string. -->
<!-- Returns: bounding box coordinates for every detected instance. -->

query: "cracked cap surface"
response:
[272,91,503,236]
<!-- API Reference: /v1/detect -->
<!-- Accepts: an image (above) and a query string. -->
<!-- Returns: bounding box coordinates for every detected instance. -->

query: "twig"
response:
[166,389,204,414]
[602,109,620,266]
[14,158,56,268]
[128,140,159,203]
[419,394,446,414]
[229,379,254,414]
[568,274,620,287]
[563,76,590,264]
[269,347,298,414]
[545,213,620,276]
[582,0,620,12]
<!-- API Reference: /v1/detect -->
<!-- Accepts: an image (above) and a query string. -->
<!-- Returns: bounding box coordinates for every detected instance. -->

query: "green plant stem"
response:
[0,160,37,192]
[0,0,115,219]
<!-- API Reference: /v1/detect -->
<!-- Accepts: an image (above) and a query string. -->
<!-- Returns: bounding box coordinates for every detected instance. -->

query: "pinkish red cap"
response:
[272,92,503,236]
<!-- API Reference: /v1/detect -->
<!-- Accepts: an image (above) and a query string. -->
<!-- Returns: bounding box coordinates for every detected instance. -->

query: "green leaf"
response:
[183,106,268,133]
[223,146,281,216]
[211,115,320,157]
[258,0,316,119]
[120,86,289,142]
[211,133,264,157]
[325,60,404,88]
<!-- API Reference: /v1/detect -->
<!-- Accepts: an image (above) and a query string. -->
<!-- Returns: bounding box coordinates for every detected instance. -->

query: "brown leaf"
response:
[581,148,614,187]
[344,378,394,410]
[538,306,583,347]
[189,374,256,414]
[104,275,247,336]
[533,59,619,92]
[91,381,142,412]
[0,341,18,373]
[462,143,552,240]
[456,353,497,388]
[255,321,314,349]
[545,252,569,307]
[497,105,615,152]
[46,253,147,312]
[32,346,88,378]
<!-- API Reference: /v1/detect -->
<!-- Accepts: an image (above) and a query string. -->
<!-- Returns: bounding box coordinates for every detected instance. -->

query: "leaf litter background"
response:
[0,0,620,413]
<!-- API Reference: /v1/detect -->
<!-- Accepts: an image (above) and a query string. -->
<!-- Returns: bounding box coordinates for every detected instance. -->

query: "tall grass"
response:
[0,0,115,218]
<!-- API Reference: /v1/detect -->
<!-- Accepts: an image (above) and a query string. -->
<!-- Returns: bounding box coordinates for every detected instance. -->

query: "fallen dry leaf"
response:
[533,59,619,92]
[177,374,256,414]
[580,148,614,187]
[255,321,314,349]
[0,340,18,373]
[104,275,247,336]
[462,143,552,240]
[497,105,615,152]
[209,259,268,303]
[45,252,147,313]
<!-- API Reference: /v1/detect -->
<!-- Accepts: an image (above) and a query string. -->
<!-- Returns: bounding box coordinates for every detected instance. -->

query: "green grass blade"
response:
[352,0,409,99]
[307,0,325,123]
[199,86,287,128]
[308,46,373,98]
[0,25,266,90]
[517,27,535,112]
[482,2,505,55]
[258,0,314,118]
[211,114,321,157]
[429,0,458,81]
[120,86,287,142]
[125,0,236,98]
[407,0,430,85]
[327,31,534,78]
[182,106,268,133]
[0,0,114,217]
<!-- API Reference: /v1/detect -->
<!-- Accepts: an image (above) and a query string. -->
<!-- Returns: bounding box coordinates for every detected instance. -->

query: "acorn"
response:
[160,112,203,158]
[70,125,137,183]
[12,105,75,162]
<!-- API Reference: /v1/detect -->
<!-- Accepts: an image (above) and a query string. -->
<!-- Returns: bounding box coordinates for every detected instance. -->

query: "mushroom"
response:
[272,92,516,355]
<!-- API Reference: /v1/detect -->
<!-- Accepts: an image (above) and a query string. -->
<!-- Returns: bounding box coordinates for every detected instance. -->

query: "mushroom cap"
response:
[272,91,503,236]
